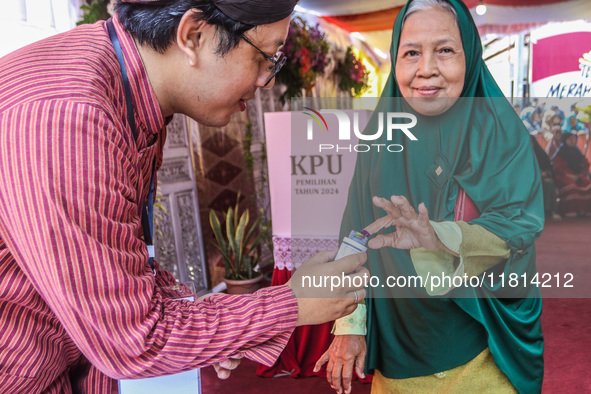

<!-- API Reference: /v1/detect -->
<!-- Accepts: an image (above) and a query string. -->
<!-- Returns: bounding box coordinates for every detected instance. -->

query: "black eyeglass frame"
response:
[241,35,287,87]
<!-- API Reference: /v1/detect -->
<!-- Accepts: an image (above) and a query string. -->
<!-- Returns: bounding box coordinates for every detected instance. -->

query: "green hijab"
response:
[339,0,544,392]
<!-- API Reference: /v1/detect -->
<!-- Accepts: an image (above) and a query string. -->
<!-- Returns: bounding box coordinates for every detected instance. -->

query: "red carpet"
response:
[201,217,591,393]
[538,217,591,393]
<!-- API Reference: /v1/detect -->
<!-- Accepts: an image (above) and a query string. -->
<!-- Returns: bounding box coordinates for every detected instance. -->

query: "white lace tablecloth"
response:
[272,236,339,271]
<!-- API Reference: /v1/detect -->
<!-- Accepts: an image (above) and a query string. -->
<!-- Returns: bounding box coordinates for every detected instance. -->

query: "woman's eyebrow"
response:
[399,42,419,49]
[399,38,457,48]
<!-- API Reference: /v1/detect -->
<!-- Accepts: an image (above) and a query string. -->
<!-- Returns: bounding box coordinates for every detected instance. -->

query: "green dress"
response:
[339,1,544,392]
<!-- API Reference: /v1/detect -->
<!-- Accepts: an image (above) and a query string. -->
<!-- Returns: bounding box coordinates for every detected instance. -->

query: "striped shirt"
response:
[0,16,298,393]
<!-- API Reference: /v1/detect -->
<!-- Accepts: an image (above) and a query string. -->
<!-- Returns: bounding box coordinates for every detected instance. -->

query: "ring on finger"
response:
[353,290,359,303]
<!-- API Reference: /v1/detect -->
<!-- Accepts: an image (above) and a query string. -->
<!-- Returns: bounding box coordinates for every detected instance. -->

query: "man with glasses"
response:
[0,0,369,392]
[241,35,287,87]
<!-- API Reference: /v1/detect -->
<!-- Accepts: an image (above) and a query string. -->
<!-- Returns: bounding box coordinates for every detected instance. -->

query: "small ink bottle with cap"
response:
[334,230,369,260]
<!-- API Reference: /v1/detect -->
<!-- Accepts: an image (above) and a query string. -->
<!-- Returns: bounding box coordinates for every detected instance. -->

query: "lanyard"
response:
[106,18,156,273]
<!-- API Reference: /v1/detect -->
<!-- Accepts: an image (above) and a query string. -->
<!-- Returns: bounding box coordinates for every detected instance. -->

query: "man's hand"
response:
[287,250,369,326]
[212,354,243,379]
[314,335,366,394]
[364,195,442,251]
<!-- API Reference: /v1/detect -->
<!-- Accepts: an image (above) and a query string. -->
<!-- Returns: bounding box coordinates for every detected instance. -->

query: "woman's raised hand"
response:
[363,195,442,250]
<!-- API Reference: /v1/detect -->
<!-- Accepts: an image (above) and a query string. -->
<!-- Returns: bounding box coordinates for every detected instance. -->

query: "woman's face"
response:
[566,135,577,147]
[395,6,465,116]
[569,116,577,127]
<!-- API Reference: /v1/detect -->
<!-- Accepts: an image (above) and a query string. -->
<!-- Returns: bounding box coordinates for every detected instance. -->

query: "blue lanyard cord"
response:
[107,18,156,273]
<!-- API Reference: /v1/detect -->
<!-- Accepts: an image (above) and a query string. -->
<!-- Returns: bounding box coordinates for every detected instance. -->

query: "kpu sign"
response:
[264,110,370,238]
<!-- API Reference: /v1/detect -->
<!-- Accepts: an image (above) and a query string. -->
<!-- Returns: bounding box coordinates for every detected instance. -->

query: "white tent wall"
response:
[0,0,84,58]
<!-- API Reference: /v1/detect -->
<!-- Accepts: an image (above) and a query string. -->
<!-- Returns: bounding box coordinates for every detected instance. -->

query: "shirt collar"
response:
[110,15,165,135]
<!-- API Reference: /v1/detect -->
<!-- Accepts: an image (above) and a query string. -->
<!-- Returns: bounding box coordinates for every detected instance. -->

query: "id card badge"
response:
[119,282,201,394]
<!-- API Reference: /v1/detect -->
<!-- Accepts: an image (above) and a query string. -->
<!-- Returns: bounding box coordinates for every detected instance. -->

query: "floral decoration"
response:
[335,46,369,97]
[275,17,330,103]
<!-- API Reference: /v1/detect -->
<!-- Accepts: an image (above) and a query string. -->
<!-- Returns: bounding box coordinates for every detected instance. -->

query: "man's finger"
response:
[347,288,366,303]
[342,270,369,292]
[213,363,231,379]
[218,358,241,370]
[329,252,367,276]
[347,267,370,288]
[307,249,338,265]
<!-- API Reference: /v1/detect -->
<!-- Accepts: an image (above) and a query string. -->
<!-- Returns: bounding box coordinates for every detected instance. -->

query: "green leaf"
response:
[210,210,236,278]
[226,208,239,270]
[209,211,228,254]
[245,231,265,257]
[234,210,249,275]
[243,216,261,248]
[209,190,269,280]
[246,256,253,278]
[233,192,241,230]
[76,0,110,26]
[210,242,235,278]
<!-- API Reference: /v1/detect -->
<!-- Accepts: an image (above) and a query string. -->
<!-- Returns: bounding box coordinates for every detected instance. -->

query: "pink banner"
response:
[532,32,591,83]
[530,27,591,98]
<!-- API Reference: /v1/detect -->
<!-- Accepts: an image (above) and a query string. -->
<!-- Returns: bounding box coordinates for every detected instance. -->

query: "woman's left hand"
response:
[363,195,442,250]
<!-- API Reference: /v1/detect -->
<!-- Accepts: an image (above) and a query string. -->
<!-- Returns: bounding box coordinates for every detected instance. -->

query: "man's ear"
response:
[176,9,210,66]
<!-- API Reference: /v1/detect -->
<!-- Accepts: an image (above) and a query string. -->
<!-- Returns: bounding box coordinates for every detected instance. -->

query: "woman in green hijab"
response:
[314,0,544,393]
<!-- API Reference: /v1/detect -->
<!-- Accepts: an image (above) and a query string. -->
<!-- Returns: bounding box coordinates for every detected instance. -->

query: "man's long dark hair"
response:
[115,1,254,55]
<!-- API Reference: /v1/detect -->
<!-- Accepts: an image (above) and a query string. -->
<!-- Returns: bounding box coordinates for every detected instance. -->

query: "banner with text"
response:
[531,24,591,98]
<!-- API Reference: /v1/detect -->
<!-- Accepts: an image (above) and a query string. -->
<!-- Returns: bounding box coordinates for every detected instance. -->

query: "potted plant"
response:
[209,194,264,294]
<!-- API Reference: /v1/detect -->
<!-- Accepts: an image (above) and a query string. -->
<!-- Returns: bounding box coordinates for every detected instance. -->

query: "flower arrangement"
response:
[275,17,330,103]
[335,46,369,97]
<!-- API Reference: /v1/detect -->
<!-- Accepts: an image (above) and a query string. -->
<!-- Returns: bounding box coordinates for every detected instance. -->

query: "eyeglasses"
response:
[241,35,287,87]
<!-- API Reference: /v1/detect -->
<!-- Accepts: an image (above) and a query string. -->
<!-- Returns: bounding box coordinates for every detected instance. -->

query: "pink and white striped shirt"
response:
[0,17,298,393]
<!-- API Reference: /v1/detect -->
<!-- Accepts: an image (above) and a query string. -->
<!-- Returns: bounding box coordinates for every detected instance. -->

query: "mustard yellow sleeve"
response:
[456,221,511,276]
[410,221,510,295]
[332,303,367,335]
